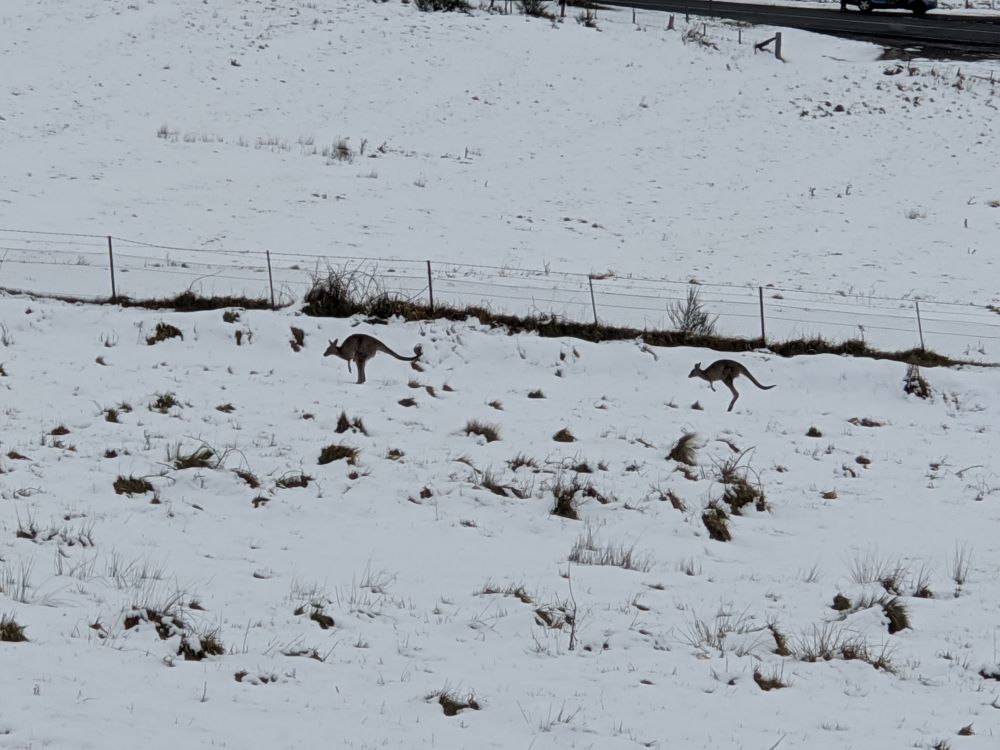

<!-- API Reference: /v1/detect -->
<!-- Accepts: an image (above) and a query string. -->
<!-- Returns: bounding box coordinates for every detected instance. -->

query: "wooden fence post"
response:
[667,14,675,30]
[915,301,925,351]
[266,250,276,309]
[588,276,599,326]
[759,287,766,345]
[426,260,435,314]
[107,236,117,302]
[775,32,782,61]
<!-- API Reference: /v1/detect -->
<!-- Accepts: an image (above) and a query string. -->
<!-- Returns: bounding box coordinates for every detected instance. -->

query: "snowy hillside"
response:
[2,2,1000,749]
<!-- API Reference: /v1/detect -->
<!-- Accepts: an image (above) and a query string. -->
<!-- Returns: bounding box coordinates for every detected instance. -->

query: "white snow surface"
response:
[2,2,1000,749]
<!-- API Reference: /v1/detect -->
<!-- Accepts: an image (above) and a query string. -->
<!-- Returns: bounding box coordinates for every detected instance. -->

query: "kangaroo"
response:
[688,359,775,412]
[324,334,422,385]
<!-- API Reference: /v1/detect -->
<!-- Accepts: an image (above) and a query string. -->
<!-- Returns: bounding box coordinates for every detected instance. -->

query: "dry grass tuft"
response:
[318,443,359,466]
[668,432,698,466]
[114,475,154,496]
[146,322,183,345]
[553,428,576,443]
[464,420,501,443]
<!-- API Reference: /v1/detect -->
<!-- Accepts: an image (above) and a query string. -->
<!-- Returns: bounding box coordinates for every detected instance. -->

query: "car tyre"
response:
[912,1,927,15]
[858,0,873,11]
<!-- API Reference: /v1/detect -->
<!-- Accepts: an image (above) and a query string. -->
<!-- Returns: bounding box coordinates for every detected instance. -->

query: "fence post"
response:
[915,301,925,351]
[265,251,276,309]
[107,236,118,302]
[426,260,435,314]
[588,276,599,326]
[775,32,782,62]
[758,287,766,345]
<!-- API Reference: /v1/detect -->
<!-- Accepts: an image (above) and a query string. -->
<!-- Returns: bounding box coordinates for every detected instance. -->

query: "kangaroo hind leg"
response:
[725,380,739,412]
[356,356,367,384]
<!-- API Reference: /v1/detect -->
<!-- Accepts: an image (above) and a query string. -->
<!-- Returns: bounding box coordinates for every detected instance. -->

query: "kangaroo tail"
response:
[745,370,775,390]
[378,342,421,362]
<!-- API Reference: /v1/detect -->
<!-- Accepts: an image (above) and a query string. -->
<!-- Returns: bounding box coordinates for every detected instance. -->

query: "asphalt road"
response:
[603,0,1000,50]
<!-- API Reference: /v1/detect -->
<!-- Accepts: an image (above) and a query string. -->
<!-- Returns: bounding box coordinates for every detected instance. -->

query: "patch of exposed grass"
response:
[289,326,305,352]
[177,629,225,661]
[527,389,545,399]
[550,475,581,520]
[216,403,235,413]
[432,689,481,716]
[318,443,359,466]
[508,453,538,471]
[668,432,698,466]
[234,469,260,488]
[903,363,932,399]
[146,322,183,345]
[0,614,28,642]
[222,310,240,324]
[398,397,417,408]
[294,604,335,630]
[702,502,731,542]
[168,443,215,470]
[464,419,501,443]
[478,581,533,604]
[275,471,312,489]
[150,392,180,413]
[335,411,368,435]
[50,425,70,436]
[753,667,788,691]
[553,428,576,443]
[114,475,154,496]
[848,417,885,427]
[568,524,652,571]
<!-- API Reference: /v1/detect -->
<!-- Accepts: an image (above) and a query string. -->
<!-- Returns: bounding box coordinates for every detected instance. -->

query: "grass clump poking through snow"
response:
[150,392,180,414]
[668,285,718,336]
[114,475,154,496]
[702,501,731,542]
[335,411,368,435]
[668,432,698,466]
[318,443,359,466]
[519,0,556,20]
[146,321,183,345]
[428,689,481,716]
[168,443,216,470]
[177,629,226,661]
[289,326,305,352]
[753,666,788,691]
[550,475,582,520]
[0,614,28,642]
[415,0,472,12]
[903,363,932,399]
[568,523,653,572]
[714,452,767,515]
[275,471,312,489]
[464,419,501,443]
[553,428,576,443]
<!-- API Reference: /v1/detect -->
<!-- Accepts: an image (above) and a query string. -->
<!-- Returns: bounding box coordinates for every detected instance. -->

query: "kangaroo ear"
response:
[695,362,701,368]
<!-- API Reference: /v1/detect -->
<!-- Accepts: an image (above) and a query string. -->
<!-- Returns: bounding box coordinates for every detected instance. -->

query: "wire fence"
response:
[1,228,998,361]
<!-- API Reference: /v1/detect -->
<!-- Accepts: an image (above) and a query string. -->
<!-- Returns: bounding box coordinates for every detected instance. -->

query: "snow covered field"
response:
[2,2,1000,749]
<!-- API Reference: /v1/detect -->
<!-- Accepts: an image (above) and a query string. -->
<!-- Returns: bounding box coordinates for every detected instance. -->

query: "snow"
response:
[1,2,1000,749]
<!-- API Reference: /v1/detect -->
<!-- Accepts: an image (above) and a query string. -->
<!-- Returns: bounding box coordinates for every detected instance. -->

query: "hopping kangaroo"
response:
[324,334,422,384]
[688,359,775,412]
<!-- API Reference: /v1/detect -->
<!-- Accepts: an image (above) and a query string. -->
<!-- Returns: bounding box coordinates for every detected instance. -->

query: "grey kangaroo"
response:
[324,334,422,384]
[688,359,775,412]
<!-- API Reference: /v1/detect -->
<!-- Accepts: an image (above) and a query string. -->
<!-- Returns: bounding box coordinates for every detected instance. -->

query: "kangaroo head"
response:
[323,339,340,357]
[688,362,702,378]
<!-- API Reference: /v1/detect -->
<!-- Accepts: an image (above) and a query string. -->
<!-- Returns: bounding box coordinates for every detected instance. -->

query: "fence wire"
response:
[1,228,997,360]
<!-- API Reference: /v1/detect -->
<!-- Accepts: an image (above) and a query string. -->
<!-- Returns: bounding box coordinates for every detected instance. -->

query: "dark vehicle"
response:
[843,0,936,14]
